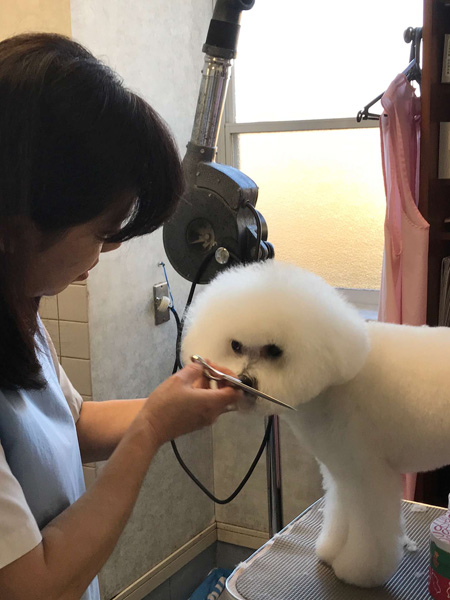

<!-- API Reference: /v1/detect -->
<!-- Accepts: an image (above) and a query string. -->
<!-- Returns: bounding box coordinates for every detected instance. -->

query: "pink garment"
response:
[377,74,430,500]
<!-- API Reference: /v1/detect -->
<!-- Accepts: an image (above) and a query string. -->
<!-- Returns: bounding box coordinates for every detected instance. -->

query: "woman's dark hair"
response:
[0,33,184,390]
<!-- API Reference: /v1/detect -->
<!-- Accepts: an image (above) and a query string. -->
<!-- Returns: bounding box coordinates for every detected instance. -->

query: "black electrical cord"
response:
[171,249,218,373]
[171,416,273,505]
[170,300,273,504]
[170,305,183,372]
[169,208,271,505]
[184,249,217,315]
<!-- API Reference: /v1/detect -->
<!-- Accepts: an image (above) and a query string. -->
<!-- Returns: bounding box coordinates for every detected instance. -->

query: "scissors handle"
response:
[190,355,296,411]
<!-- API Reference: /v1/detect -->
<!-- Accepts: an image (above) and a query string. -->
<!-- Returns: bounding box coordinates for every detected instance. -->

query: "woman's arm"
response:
[76,399,146,463]
[0,364,240,600]
[76,362,239,463]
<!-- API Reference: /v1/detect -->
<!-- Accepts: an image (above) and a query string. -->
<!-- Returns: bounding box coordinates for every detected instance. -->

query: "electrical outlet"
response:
[153,282,170,325]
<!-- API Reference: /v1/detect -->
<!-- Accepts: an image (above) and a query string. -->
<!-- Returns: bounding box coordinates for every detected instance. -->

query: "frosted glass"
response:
[235,0,423,122]
[237,129,385,289]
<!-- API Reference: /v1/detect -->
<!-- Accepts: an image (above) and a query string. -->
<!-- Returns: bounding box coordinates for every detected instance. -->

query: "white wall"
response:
[70,1,215,597]
[71,2,324,596]
[0,0,71,39]
[212,415,323,533]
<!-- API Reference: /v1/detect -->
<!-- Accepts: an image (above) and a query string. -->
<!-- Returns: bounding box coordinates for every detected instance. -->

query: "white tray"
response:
[225,498,444,600]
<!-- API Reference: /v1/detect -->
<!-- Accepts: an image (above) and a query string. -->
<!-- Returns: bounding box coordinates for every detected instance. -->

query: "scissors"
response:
[191,354,296,411]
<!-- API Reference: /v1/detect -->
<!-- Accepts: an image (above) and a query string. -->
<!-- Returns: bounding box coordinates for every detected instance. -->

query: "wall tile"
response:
[140,543,251,600]
[141,580,170,600]
[58,285,88,322]
[169,544,216,600]
[39,295,58,320]
[41,319,61,355]
[60,320,90,359]
[97,433,214,598]
[61,357,92,396]
[216,542,254,571]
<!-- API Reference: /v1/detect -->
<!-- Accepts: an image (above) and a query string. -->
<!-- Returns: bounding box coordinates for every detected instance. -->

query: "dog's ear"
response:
[270,267,371,406]
[325,303,370,385]
[282,323,370,408]
[181,280,229,365]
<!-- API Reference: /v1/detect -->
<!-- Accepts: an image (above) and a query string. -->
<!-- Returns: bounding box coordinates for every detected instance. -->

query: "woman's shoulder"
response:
[38,319,83,422]
[37,317,60,378]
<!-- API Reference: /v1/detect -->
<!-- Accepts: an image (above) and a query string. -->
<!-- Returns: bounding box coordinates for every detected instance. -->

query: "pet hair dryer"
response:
[163,0,282,536]
[162,0,274,285]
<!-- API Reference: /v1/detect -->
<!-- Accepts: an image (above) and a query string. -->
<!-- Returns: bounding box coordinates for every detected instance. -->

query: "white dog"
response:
[181,259,450,588]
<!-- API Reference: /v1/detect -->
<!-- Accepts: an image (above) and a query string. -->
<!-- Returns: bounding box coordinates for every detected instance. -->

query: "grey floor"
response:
[142,542,253,600]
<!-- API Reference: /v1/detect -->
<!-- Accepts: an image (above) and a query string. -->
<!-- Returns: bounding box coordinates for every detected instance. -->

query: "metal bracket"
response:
[153,282,170,325]
[266,415,283,536]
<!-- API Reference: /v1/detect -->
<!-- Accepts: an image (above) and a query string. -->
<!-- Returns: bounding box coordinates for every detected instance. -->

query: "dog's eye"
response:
[231,340,242,354]
[264,344,283,359]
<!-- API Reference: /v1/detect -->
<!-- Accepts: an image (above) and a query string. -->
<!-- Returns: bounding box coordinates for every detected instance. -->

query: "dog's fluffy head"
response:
[182,260,370,411]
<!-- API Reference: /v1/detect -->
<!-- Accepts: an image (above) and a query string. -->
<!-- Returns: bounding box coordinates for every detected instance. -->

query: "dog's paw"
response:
[315,540,334,566]
[315,509,348,566]
[401,534,418,552]
[316,534,343,566]
[332,546,401,588]
[332,557,395,588]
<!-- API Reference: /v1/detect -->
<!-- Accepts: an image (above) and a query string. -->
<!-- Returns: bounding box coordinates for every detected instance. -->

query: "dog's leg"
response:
[331,461,403,588]
[316,464,349,565]
[400,511,418,551]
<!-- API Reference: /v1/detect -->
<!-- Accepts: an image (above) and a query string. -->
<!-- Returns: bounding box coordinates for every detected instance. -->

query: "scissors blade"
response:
[191,355,296,411]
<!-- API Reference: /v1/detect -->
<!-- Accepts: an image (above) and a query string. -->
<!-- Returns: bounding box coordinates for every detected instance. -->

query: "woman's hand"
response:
[140,363,242,446]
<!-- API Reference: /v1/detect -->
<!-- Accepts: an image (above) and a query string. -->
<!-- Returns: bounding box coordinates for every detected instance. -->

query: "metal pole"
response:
[266,415,283,537]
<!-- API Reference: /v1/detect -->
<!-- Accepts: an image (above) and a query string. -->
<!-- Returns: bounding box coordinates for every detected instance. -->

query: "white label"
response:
[439,122,450,178]
[442,34,450,83]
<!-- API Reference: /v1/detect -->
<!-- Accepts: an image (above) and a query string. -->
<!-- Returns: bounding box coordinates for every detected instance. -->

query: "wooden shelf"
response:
[431,83,450,121]
[415,0,450,506]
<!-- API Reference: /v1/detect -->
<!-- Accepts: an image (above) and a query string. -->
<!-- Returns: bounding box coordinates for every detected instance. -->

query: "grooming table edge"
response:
[225,498,445,600]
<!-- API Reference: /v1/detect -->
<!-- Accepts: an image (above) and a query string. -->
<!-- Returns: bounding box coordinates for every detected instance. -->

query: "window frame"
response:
[217,69,382,315]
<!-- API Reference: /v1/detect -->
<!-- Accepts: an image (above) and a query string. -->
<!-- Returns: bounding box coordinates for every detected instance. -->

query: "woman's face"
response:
[25,205,129,297]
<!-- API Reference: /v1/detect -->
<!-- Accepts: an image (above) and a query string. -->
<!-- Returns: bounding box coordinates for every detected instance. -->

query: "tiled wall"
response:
[39,279,92,402]
[39,279,95,488]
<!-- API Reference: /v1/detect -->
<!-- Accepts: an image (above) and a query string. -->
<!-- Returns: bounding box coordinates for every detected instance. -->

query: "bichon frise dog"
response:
[181,259,450,588]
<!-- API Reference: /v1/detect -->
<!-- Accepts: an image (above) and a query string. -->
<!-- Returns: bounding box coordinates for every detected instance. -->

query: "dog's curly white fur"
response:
[181,260,450,588]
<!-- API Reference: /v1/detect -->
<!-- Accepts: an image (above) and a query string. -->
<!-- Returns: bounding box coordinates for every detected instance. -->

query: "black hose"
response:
[170,200,269,504]
[171,418,273,505]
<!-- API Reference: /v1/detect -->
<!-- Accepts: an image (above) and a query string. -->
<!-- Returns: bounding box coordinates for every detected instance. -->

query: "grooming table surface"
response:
[226,498,444,600]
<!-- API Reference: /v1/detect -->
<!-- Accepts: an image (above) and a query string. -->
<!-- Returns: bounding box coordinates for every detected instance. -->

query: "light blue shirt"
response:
[0,330,100,600]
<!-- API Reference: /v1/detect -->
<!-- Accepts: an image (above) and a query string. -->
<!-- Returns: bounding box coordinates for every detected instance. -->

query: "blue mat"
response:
[189,568,232,600]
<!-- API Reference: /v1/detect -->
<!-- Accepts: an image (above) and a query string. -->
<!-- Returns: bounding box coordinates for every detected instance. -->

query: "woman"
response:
[0,33,241,599]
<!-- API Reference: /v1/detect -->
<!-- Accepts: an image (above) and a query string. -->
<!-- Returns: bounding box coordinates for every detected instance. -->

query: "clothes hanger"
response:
[356,27,422,122]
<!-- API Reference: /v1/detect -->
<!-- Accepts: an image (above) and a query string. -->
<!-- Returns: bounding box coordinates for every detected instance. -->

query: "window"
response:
[219,0,423,309]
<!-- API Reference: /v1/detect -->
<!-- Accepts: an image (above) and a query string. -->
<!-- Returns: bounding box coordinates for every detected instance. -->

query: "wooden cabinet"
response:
[415,0,450,506]
[419,0,450,325]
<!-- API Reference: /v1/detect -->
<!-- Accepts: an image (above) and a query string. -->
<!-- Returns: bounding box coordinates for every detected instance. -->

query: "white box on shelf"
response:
[442,34,450,83]
[439,122,450,178]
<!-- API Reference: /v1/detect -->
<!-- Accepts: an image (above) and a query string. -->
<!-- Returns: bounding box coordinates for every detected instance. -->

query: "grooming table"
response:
[225,498,444,600]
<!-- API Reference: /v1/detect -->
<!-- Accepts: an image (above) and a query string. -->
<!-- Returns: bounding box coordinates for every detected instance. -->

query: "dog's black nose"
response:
[239,373,257,390]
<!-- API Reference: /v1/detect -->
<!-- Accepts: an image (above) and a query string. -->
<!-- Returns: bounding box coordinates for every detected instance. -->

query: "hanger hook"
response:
[403,27,415,44]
